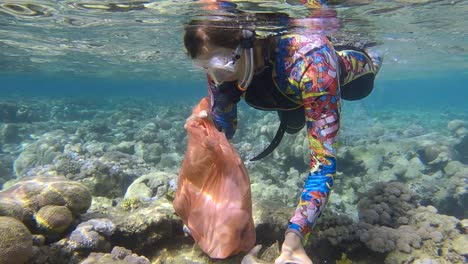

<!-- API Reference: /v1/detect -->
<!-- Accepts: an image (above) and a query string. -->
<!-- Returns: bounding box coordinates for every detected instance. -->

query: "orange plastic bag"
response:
[173,97,256,259]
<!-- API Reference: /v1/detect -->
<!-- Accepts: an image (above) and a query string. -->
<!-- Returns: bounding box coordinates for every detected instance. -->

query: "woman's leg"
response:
[336,49,382,100]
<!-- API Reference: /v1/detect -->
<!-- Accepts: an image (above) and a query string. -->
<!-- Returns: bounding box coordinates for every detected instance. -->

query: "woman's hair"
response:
[183,19,243,59]
[183,12,290,59]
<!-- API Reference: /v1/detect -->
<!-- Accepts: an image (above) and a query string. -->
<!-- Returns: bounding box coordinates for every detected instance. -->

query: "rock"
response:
[447,120,465,134]
[53,144,152,198]
[88,122,110,134]
[133,123,158,143]
[66,218,115,252]
[152,242,242,264]
[461,219,468,233]
[369,124,386,138]
[88,196,114,212]
[392,156,409,177]
[134,142,163,164]
[455,135,468,164]
[84,198,180,252]
[124,171,178,200]
[158,153,182,169]
[80,246,151,264]
[110,141,135,155]
[451,234,468,255]
[404,157,425,179]
[419,145,442,164]
[0,102,18,123]
[32,234,45,246]
[13,130,71,177]
[0,216,33,264]
[0,154,14,185]
[1,123,21,143]
[252,201,294,243]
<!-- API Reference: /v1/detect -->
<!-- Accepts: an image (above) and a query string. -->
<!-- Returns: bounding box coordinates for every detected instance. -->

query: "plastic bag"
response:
[173,97,256,259]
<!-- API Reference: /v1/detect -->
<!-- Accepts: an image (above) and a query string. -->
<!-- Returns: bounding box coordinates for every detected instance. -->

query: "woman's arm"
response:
[286,41,340,243]
[207,76,242,139]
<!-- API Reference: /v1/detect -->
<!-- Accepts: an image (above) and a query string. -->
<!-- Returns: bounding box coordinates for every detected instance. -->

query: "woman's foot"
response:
[365,47,383,74]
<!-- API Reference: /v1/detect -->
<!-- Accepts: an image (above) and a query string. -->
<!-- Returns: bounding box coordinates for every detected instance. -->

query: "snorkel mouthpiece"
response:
[237,29,255,91]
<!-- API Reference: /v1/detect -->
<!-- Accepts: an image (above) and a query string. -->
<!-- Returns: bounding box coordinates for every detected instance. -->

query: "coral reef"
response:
[18,129,183,199]
[0,154,14,185]
[0,101,42,123]
[13,130,74,177]
[251,200,294,244]
[1,123,21,143]
[65,218,115,252]
[455,135,468,164]
[124,171,178,201]
[108,198,180,251]
[81,246,150,264]
[0,176,91,238]
[310,181,468,264]
[26,142,153,198]
[235,107,468,221]
[359,224,421,254]
[384,206,466,264]
[447,119,467,138]
[29,218,117,264]
[73,197,180,251]
[120,197,143,211]
[0,97,465,264]
[0,216,33,264]
[357,182,419,227]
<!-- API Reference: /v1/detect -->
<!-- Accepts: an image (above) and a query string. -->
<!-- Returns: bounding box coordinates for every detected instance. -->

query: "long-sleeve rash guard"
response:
[206,0,381,241]
[207,33,379,242]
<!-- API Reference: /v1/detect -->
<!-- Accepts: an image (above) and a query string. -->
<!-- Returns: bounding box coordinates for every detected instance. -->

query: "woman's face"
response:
[193,46,242,84]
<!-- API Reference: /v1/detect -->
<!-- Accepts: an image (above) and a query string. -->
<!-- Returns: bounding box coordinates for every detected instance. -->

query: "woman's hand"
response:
[274,233,313,264]
[184,110,210,128]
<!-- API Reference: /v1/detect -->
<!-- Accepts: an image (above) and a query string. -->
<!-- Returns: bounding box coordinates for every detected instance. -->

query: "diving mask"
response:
[193,29,255,87]
[193,47,242,84]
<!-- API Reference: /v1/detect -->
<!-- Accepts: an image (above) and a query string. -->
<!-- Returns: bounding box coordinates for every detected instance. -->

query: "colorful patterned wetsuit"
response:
[207,1,382,244]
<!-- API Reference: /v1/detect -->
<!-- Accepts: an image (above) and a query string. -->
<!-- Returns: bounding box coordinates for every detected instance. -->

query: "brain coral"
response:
[0,176,91,236]
[34,205,73,234]
[0,216,33,264]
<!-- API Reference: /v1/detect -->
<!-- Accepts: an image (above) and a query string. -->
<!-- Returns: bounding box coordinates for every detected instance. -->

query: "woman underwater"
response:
[183,0,382,263]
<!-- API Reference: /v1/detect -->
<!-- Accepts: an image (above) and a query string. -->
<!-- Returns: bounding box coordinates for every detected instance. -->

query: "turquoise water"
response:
[1,73,466,109]
[1,0,466,105]
[0,73,205,99]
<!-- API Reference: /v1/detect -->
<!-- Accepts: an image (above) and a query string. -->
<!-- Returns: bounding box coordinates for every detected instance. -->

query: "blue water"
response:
[2,73,466,112]
[0,73,205,100]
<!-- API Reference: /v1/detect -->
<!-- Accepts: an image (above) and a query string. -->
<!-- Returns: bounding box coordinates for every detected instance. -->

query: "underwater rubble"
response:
[0,98,466,264]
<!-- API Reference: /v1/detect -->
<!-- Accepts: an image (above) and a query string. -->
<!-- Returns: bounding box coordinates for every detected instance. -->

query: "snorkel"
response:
[236,29,255,91]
